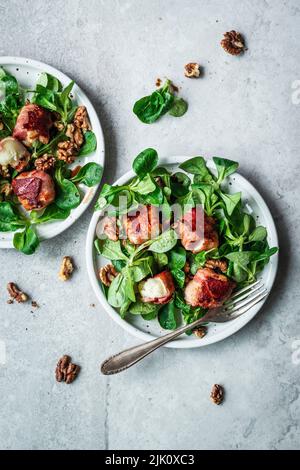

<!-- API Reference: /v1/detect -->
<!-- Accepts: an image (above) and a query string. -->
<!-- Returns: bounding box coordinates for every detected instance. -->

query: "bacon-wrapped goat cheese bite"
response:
[178,207,219,253]
[139,271,175,305]
[12,170,55,211]
[13,103,53,147]
[184,267,235,309]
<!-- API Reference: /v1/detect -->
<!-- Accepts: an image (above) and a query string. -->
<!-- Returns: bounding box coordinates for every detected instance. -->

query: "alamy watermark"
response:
[96,199,206,251]
[291,80,300,105]
[291,339,300,365]
[0,340,6,365]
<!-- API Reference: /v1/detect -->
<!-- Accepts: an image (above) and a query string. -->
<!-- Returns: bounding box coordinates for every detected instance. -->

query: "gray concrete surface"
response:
[0,0,299,450]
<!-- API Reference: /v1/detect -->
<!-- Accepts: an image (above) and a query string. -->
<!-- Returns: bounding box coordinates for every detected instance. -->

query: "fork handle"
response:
[101,316,208,375]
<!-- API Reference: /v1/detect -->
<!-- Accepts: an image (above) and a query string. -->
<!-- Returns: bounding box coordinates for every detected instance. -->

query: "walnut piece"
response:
[65,124,84,149]
[74,106,91,131]
[7,282,28,303]
[194,326,207,339]
[210,384,224,405]
[0,165,10,179]
[184,62,201,78]
[57,140,77,163]
[221,31,245,55]
[34,154,56,171]
[53,120,65,131]
[55,355,80,384]
[0,181,13,197]
[59,256,75,281]
[99,264,118,287]
[205,259,228,273]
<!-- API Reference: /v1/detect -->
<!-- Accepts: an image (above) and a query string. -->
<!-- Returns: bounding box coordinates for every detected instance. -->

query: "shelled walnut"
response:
[99,264,118,287]
[74,106,91,131]
[65,124,84,149]
[184,62,201,78]
[34,154,56,171]
[194,326,207,339]
[57,141,77,164]
[210,384,224,405]
[7,282,28,303]
[55,355,80,384]
[59,256,75,281]
[221,30,245,55]
[0,181,13,196]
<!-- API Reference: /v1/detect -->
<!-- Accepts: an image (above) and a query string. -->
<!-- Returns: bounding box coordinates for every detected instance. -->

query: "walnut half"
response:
[210,384,224,405]
[99,264,118,287]
[74,106,91,131]
[221,31,245,55]
[194,326,207,339]
[34,154,56,171]
[184,62,201,78]
[59,256,75,281]
[55,355,80,384]
[7,282,28,303]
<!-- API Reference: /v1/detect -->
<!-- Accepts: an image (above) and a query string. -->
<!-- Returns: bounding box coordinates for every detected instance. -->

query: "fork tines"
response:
[224,280,268,316]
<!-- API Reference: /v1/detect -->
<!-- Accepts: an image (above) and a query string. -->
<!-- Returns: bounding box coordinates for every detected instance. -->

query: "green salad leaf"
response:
[0,202,26,232]
[133,148,158,179]
[168,97,188,117]
[148,229,178,254]
[32,73,75,123]
[133,80,174,124]
[78,131,97,156]
[70,162,103,187]
[30,204,70,224]
[0,67,24,135]
[54,165,81,210]
[13,226,39,255]
[158,301,178,330]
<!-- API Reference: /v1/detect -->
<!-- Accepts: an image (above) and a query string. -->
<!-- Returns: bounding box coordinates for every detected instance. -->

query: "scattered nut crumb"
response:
[184,62,201,78]
[170,83,179,93]
[7,299,14,304]
[55,355,80,384]
[7,282,28,303]
[31,301,39,308]
[59,256,75,281]
[194,326,207,339]
[205,259,228,273]
[90,303,95,308]
[210,384,224,405]
[221,30,245,55]
[156,78,162,87]
[99,264,118,287]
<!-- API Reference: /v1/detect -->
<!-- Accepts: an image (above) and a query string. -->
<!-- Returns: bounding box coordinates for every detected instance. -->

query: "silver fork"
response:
[101,280,267,375]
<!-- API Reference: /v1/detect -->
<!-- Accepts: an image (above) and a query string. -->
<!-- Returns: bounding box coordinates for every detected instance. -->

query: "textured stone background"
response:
[0,0,299,450]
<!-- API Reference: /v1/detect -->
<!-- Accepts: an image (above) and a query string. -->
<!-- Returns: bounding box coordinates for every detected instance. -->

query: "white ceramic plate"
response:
[0,56,105,248]
[86,156,278,349]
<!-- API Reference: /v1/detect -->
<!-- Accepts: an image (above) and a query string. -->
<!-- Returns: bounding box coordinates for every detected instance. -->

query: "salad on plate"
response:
[0,67,102,254]
[94,148,278,332]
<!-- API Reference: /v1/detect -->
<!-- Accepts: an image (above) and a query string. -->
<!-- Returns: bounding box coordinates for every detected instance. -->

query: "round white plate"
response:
[0,56,105,248]
[86,156,278,349]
